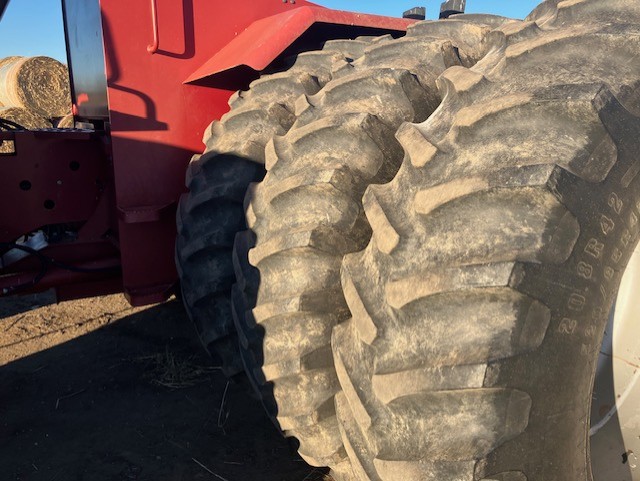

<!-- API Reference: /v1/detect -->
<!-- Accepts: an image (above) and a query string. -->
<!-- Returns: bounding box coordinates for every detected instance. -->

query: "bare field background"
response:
[0,293,328,481]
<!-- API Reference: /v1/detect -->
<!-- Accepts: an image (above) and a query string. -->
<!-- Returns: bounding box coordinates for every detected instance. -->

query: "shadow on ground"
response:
[0,297,328,481]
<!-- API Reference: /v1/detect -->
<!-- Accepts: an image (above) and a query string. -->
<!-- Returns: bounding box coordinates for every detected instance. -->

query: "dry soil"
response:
[0,292,330,481]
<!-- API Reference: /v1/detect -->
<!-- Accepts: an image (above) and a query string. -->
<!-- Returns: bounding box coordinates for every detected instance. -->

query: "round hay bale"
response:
[0,107,51,153]
[0,56,71,118]
[0,56,22,68]
[0,57,22,107]
[0,107,51,130]
[54,113,75,128]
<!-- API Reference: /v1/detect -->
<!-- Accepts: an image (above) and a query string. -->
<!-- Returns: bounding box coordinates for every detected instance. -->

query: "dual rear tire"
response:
[178,1,640,479]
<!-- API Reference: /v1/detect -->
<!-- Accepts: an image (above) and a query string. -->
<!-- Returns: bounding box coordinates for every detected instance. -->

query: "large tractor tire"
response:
[334,1,640,480]
[232,16,515,477]
[176,38,374,376]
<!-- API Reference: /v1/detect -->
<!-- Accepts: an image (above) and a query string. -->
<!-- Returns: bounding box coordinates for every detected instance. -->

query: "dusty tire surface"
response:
[334,1,640,480]
[175,38,374,377]
[232,16,515,477]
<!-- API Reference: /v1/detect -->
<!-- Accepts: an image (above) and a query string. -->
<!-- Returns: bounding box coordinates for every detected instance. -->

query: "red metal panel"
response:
[0,129,120,300]
[100,0,412,305]
[0,130,110,242]
[185,6,414,82]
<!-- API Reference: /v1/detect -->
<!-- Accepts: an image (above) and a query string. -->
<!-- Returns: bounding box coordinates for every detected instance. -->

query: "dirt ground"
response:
[0,292,330,481]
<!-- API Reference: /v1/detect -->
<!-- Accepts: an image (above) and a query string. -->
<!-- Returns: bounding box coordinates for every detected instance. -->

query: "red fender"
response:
[185,6,414,83]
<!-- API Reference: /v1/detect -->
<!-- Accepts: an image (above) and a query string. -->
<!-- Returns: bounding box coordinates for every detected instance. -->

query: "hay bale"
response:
[0,107,50,130]
[0,56,21,106]
[54,113,74,128]
[0,107,51,153]
[0,56,21,69]
[0,56,71,118]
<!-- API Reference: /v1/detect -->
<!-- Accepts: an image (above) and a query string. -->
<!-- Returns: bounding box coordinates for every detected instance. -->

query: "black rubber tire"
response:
[232,16,514,477]
[334,1,640,480]
[176,38,374,376]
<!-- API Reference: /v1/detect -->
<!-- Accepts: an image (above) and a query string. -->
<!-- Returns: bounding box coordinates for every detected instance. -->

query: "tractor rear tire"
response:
[175,38,374,376]
[335,1,640,480]
[232,16,515,477]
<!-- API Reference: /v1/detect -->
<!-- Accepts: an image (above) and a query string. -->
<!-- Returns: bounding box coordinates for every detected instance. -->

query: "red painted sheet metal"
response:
[0,130,110,242]
[185,6,414,83]
[100,0,325,304]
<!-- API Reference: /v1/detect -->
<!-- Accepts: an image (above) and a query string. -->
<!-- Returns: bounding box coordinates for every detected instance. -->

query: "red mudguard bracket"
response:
[185,6,414,83]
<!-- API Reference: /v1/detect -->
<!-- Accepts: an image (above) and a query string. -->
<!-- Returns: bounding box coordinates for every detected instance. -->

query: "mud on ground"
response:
[0,293,329,481]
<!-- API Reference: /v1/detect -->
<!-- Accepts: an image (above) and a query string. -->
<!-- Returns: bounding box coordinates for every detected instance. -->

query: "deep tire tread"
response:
[234,16,514,471]
[177,39,375,376]
[336,2,640,479]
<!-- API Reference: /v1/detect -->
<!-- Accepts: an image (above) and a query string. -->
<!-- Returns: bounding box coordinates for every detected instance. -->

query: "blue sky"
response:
[317,1,541,19]
[0,1,541,62]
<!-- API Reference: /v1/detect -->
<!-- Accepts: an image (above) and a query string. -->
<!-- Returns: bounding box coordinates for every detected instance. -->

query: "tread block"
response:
[187,293,232,343]
[333,321,377,433]
[243,183,259,229]
[231,229,257,290]
[243,71,321,107]
[294,413,347,467]
[178,228,234,261]
[413,164,555,216]
[249,289,348,326]
[253,247,342,304]
[407,19,492,59]
[270,368,340,418]
[293,93,314,118]
[395,122,439,169]
[330,460,357,481]
[341,266,379,345]
[282,113,397,181]
[185,154,203,188]
[376,287,551,374]
[454,93,532,130]
[414,176,488,216]
[264,136,284,172]
[504,25,597,62]
[322,38,371,60]
[201,120,223,147]
[542,0,640,28]
[495,20,543,46]
[410,187,580,266]
[363,187,400,255]
[371,388,532,461]
[439,85,621,184]
[231,284,253,348]
[278,394,337,431]
[372,364,486,404]
[254,312,337,367]
[287,50,344,86]
[385,262,516,310]
[358,37,461,79]
[373,458,475,481]
[335,392,382,481]
[436,65,488,100]
[263,167,357,206]
[480,471,528,481]
[295,68,433,128]
[210,105,293,160]
[185,180,247,212]
[248,226,359,267]
[261,345,335,386]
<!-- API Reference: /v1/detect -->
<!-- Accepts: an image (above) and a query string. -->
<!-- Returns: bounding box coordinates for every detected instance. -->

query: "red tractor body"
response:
[0,0,412,305]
